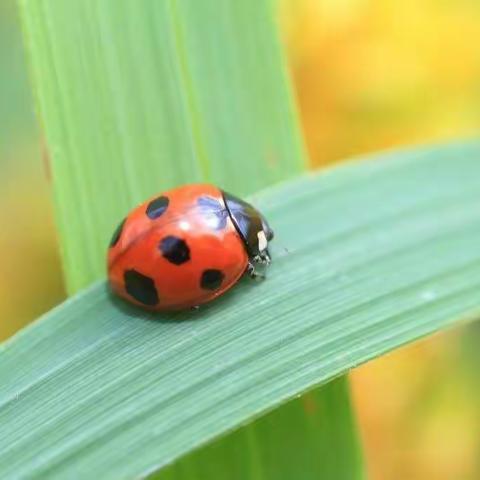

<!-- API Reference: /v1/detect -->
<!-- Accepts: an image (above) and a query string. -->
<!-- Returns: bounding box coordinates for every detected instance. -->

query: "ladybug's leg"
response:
[263,250,272,265]
[247,262,266,280]
[252,250,271,266]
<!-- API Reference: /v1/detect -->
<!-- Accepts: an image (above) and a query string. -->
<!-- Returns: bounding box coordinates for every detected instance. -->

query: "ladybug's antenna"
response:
[269,243,292,260]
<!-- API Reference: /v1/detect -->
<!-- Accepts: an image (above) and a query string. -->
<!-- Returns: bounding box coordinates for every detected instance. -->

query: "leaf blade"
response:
[18,0,362,477]
[1,143,479,479]
[19,0,305,292]
[158,379,364,480]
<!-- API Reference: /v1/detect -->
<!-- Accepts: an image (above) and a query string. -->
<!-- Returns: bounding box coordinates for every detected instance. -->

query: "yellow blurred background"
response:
[1,0,479,478]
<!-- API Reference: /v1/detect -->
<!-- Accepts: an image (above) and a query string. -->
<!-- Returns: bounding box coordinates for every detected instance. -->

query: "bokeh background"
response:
[1,0,479,478]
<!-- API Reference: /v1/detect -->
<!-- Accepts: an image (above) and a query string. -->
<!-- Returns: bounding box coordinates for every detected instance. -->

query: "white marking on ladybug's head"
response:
[257,230,268,252]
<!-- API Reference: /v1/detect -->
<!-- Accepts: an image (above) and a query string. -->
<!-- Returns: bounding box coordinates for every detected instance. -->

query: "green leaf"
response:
[19,0,305,293]
[18,1,362,478]
[2,144,480,479]
[158,378,363,480]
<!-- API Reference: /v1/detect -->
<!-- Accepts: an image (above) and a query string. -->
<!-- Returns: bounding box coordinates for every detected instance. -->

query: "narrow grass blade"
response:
[19,0,305,292]
[1,144,479,479]
[18,0,362,478]
[159,378,363,480]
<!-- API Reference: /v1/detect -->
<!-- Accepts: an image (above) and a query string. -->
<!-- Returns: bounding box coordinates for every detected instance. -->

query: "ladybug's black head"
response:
[222,191,274,259]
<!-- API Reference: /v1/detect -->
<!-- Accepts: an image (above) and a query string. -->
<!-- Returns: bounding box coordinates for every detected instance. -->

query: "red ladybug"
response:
[107,184,274,311]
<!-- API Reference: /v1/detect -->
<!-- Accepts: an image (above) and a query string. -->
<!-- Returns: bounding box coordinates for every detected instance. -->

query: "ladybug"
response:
[107,184,274,311]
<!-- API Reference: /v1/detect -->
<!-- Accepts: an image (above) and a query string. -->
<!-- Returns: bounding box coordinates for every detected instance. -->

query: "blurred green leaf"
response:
[0,0,36,162]
[2,144,480,479]
[17,0,362,478]
[159,377,363,480]
[19,0,305,293]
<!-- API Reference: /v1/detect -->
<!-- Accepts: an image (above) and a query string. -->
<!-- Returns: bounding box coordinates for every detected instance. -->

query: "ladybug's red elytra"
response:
[107,184,274,311]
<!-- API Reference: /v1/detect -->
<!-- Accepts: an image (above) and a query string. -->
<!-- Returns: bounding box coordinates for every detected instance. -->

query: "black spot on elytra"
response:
[124,269,159,306]
[200,269,224,290]
[110,218,126,247]
[146,196,169,219]
[197,196,228,230]
[159,236,190,265]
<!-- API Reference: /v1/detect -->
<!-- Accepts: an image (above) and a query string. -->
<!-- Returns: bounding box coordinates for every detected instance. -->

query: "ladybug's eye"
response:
[261,217,274,241]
